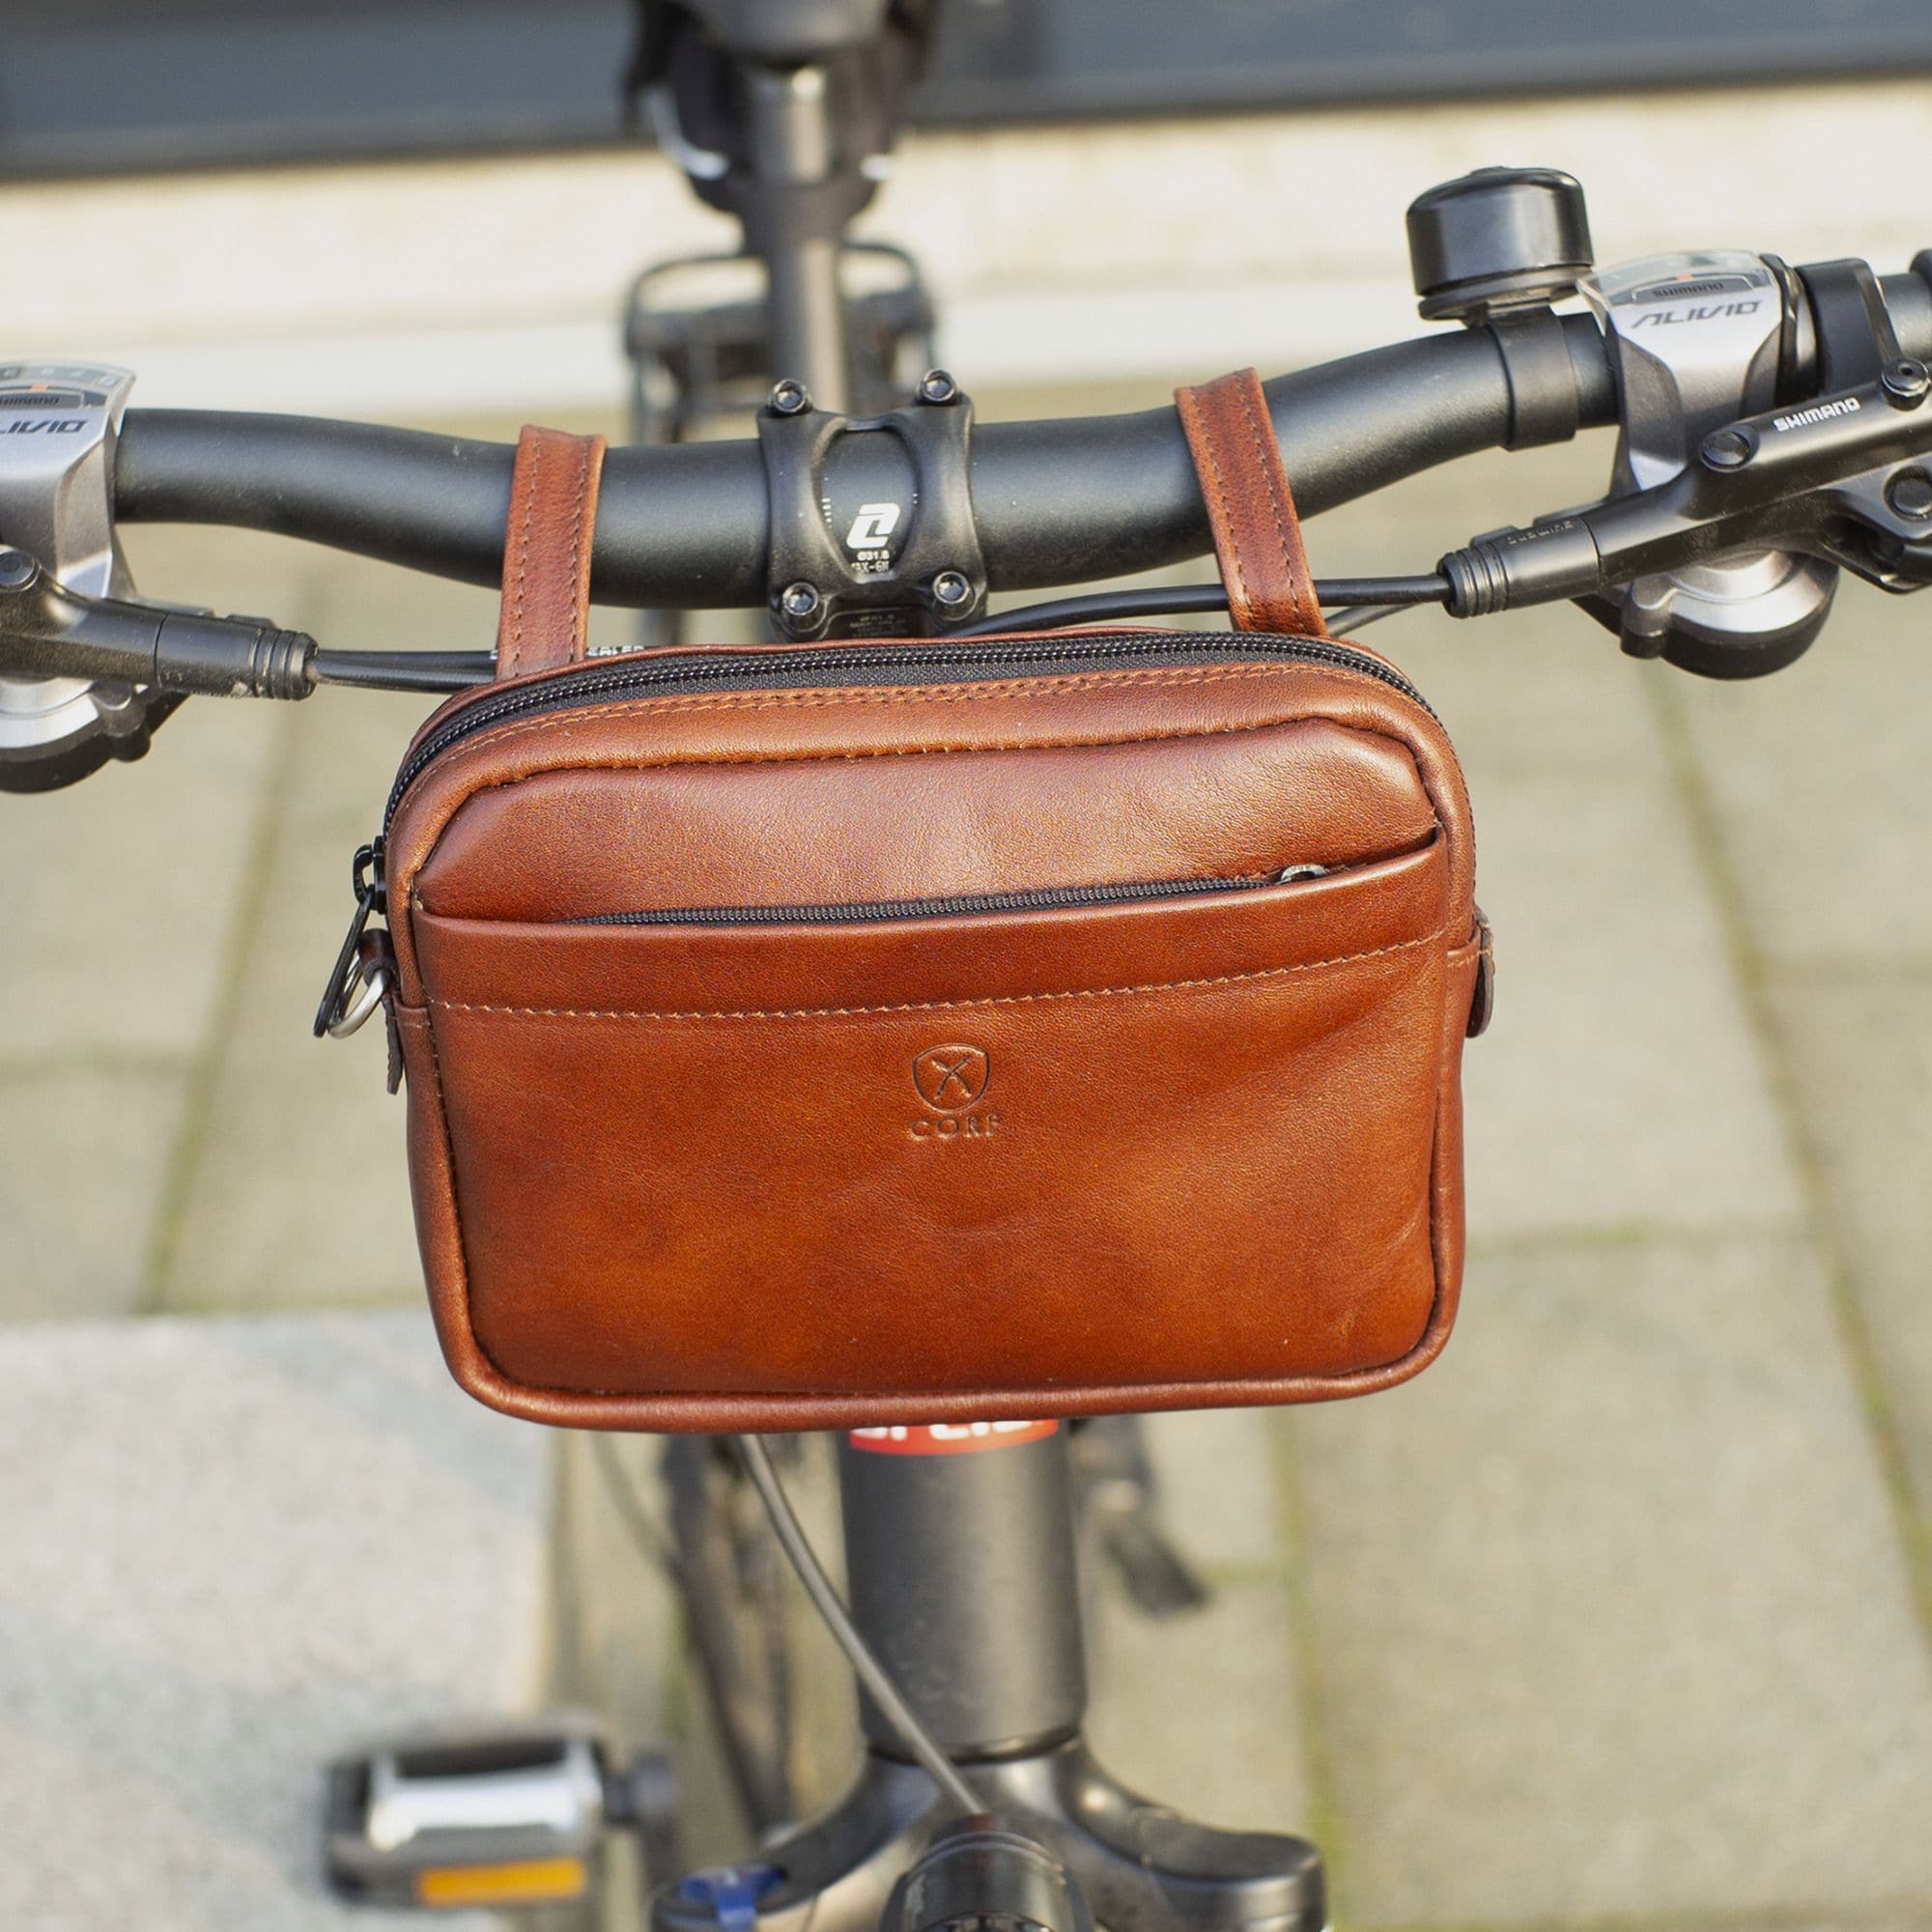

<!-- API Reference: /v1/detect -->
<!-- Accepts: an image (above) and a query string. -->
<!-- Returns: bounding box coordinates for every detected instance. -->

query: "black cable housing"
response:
[952,575,1446,639]
[734,1435,980,1818]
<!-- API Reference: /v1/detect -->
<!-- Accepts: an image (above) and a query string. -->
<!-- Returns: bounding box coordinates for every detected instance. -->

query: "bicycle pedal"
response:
[325,1715,609,1911]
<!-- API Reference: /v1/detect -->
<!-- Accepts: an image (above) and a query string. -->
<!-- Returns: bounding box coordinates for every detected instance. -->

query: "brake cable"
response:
[733,1433,982,1818]
[297,574,1452,695]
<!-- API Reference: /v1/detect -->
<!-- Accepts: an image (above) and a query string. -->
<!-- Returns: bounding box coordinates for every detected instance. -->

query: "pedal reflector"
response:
[415,1856,590,1907]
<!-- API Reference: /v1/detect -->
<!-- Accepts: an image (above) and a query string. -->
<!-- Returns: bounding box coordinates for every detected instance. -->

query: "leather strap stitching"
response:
[563,437,591,663]
[502,430,541,678]
[1232,374,1323,636]
[1178,385,1257,628]
[495,425,606,681]
[1175,368,1329,639]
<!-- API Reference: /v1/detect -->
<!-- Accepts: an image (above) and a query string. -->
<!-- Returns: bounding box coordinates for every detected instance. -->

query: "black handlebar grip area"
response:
[111,317,1616,608]
[1887,265,1932,361]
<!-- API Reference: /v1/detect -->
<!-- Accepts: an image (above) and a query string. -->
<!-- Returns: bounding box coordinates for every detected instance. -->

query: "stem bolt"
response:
[1700,426,1757,470]
[768,379,810,416]
[0,548,38,588]
[1883,357,1931,408]
[917,368,958,405]
[931,570,973,610]
[780,581,820,620]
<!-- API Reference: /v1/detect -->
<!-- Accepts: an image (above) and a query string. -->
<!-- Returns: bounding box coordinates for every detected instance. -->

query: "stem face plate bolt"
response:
[931,570,972,610]
[781,581,820,619]
[1701,426,1757,470]
[0,548,37,588]
[769,380,810,416]
[917,369,958,405]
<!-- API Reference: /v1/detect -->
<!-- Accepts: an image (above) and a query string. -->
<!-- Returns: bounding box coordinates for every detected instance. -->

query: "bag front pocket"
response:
[409,839,1452,1408]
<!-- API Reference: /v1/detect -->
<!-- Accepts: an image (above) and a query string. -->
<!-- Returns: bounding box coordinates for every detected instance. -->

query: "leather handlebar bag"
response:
[369,371,1492,1432]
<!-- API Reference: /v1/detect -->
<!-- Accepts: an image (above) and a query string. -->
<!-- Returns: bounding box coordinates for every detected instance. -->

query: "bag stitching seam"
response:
[420,924,1444,1020]
[415,659,1406,776]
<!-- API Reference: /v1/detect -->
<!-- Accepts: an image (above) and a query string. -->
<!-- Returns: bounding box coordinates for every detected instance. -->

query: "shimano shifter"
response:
[1578,251,1838,674]
[0,362,185,791]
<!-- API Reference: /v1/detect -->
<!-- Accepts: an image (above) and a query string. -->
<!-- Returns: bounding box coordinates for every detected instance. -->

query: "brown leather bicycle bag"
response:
[373,371,1491,1432]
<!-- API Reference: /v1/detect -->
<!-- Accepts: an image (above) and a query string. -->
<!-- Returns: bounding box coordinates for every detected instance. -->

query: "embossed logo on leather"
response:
[913,1043,990,1112]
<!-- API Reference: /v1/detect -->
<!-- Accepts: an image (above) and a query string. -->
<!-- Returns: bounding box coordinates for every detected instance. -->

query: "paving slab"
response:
[0,526,324,1069]
[1768,964,1932,1520]
[162,553,503,1311]
[1669,595,1932,969]
[0,1064,184,1320]
[0,1309,554,1931]
[549,1434,691,1932]
[1086,1567,1311,1843]
[1287,1235,1932,1929]
[1365,615,1803,1245]
[1086,1410,1314,1838]
[0,694,283,1065]
[159,684,434,1310]
[1455,754,1801,1244]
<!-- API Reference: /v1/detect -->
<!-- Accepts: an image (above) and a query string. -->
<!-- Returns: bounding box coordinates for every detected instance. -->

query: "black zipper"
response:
[320,631,1430,1037]
[383,629,1433,832]
[574,864,1330,929]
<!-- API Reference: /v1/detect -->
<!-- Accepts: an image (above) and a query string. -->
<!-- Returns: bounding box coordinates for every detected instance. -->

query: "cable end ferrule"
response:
[1438,515,1602,616]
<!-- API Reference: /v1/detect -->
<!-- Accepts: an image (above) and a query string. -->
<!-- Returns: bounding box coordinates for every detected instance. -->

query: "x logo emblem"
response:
[913,1044,990,1112]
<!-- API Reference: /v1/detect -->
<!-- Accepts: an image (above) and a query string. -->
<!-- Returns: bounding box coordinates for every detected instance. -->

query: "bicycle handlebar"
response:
[112,319,1622,605]
[99,269,1932,606]
[3,246,1930,798]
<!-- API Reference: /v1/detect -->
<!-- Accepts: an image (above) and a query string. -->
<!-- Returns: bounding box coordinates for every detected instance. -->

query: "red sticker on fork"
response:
[846,1420,1059,1456]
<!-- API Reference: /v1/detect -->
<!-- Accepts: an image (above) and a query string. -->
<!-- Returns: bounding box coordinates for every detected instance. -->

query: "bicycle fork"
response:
[657,1422,1326,1932]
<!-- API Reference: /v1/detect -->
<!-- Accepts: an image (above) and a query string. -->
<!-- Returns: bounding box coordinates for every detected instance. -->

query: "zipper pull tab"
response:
[314,838,390,1040]
[1466,905,1496,1038]
[384,973,405,1094]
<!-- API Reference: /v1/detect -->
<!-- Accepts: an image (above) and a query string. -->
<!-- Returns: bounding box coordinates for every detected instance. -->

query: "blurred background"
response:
[3,3,1932,1927]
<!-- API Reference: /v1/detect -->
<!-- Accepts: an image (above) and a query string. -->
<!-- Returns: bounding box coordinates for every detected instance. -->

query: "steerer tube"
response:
[747,62,852,413]
[837,1425,1088,1760]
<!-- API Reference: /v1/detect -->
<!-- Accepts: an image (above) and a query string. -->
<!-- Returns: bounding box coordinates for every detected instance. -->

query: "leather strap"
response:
[1175,368,1328,638]
[495,425,607,680]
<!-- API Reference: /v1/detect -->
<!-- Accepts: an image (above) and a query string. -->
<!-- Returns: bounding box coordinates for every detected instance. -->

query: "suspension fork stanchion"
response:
[838,1423,1088,1758]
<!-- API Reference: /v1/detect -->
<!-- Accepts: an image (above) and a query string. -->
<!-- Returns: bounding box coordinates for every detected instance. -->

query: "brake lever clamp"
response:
[756,368,988,641]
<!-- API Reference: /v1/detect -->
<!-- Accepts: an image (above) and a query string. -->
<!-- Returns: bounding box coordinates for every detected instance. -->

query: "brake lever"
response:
[1439,355,1932,620]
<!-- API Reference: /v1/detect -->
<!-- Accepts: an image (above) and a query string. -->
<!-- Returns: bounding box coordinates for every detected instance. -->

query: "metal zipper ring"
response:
[327,956,391,1039]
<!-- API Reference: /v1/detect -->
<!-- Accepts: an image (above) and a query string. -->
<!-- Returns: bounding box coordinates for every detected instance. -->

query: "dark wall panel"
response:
[3,0,1930,177]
